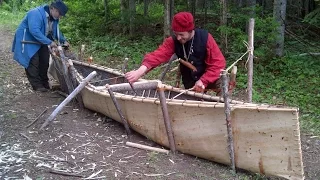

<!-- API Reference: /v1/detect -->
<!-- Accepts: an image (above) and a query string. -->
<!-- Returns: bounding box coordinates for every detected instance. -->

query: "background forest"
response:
[0,0,319,135]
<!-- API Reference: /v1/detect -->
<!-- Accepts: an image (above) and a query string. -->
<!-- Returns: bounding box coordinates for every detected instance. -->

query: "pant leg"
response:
[25,50,42,89]
[38,45,50,87]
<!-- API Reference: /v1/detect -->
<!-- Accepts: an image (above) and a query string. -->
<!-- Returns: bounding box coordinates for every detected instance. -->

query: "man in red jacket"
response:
[125,12,226,92]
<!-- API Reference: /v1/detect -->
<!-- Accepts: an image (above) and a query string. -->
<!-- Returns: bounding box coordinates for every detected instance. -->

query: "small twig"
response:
[293,52,320,57]
[49,170,84,178]
[26,107,48,128]
[19,133,33,141]
[54,90,69,98]
[32,156,78,164]
[83,169,103,179]
[171,87,194,99]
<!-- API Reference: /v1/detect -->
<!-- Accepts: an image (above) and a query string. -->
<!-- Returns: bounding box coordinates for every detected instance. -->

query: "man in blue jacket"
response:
[12,0,69,92]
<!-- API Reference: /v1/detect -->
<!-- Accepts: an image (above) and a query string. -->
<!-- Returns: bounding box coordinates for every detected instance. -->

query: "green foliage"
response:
[0,9,25,30]
[218,5,278,62]
[81,34,163,70]
[234,55,320,135]
[303,8,320,27]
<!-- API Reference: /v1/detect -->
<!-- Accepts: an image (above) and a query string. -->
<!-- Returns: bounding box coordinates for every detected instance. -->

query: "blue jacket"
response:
[12,5,66,68]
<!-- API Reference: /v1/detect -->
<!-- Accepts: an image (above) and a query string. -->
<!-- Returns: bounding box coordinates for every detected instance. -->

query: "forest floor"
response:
[0,26,319,180]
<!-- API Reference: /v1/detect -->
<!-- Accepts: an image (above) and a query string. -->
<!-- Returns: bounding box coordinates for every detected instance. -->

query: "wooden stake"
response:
[57,46,74,94]
[126,141,169,154]
[159,58,176,81]
[68,59,84,108]
[107,87,131,135]
[247,18,255,103]
[221,70,236,173]
[40,71,97,130]
[122,57,129,74]
[158,89,176,152]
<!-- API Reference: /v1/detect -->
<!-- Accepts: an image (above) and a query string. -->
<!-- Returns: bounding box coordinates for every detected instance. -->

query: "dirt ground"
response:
[0,27,319,180]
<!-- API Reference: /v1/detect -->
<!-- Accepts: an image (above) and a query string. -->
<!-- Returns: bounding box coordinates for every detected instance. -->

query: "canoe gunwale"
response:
[71,60,298,111]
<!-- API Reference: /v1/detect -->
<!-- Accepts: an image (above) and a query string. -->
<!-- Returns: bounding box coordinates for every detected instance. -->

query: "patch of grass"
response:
[147,151,159,163]
[0,10,24,30]
[4,112,17,120]
[234,54,320,135]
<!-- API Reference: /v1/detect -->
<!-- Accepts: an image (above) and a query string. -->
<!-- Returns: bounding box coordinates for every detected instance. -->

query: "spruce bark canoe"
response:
[50,58,304,180]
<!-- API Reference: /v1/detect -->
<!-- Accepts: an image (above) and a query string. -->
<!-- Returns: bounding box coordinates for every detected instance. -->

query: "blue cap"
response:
[51,0,68,16]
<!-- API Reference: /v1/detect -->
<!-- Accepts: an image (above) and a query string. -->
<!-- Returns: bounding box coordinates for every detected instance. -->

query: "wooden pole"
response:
[26,107,48,128]
[57,46,74,94]
[40,71,97,130]
[107,87,131,135]
[158,89,176,152]
[126,141,169,154]
[159,57,176,81]
[221,70,236,172]
[247,18,255,103]
[104,81,159,92]
[67,59,84,109]
[122,57,128,74]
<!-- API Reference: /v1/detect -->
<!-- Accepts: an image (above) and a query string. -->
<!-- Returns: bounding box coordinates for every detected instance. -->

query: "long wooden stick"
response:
[49,170,84,178]
[67,59,84,108]
[96,81,159,92]
[221,70,236,172]
[107,87,131,135]
[26,107,48,128]
[247,18,255,103]
[126,141,169,154]
[159,58,176,81]
[57,46,74,94]
[158,89,176,152]
[40,71,97,130]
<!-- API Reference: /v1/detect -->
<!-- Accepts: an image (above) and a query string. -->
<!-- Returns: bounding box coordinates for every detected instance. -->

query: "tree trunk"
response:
[164,0,171,38]
[273,0,287,57]
[120,0,127,21]
[170,0,174,21]
[220,0,228,52]
[144,0,149,17]
[247,0,256,18]
[129,0,136,36]
[204,0,208,24]
[104,0,109,23]
[191,0,196,16]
